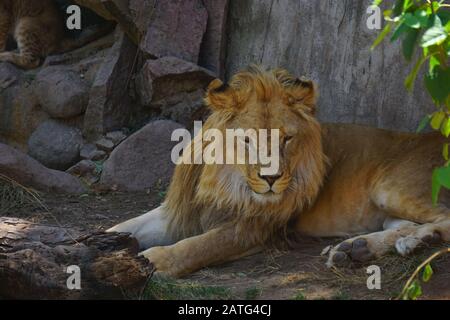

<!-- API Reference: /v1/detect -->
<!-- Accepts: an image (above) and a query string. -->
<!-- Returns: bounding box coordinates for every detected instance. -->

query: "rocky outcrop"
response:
[0,143,86,194]
[100,120,183,191]
[136,56,215,127]
[139,0,208,63]
[83,30,137,141]
[28,120,84,171]
[35,66,90,119]
[199,0,229,78]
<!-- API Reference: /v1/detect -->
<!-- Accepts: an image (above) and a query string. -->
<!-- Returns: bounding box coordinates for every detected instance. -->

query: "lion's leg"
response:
[324,181,450,267]
[0,18,42,69]
[140,227,261,278]
[107,206,175,250]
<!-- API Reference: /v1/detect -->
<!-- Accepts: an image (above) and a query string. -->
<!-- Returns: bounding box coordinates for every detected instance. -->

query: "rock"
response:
[35,66,90,119]
[106,130,127,145]
[95,138,115,152]
[83,30,137,141]
[28,120,84,170]
[74,0,140,44]
[100,120,184,191]
[80,144,106,161]
[152,89,209,128]
[0,143,86,194]
[0,63,21,89]
[199,0,229,78]
[67,160,99,186]
[67,159,97,176]
[136,56,215,107]
[140,0,208,63]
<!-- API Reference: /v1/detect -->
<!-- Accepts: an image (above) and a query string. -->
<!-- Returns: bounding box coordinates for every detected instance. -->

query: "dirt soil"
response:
[7,191,450,300]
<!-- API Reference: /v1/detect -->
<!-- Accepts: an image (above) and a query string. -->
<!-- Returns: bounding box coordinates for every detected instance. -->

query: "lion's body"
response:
[109,67,450,277]
[0,0,64,69]
[0,0,112,69]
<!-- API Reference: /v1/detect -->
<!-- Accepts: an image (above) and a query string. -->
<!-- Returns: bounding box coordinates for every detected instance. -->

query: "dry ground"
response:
[3,188,449,300]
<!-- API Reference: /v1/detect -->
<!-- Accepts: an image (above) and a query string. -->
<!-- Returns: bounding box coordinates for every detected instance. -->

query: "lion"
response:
[108,66,450,277]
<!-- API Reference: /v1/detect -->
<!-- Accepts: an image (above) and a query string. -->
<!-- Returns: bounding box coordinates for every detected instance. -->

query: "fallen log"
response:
[0,217,154,299]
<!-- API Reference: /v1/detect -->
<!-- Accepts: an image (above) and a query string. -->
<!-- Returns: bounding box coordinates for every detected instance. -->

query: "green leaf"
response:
[436,166,450,189]
[430,111,446,130]
[391,22,410,42]
[404,13,420,28]
[416,114,431,132]
[443,143,449,161]
[402,28,420,60]
[422,264,433,283]
[402,0,413,11]
[441,117,450,138]
[426,1,441,15]
[425,67,450,103]
[372,23,393,50]
[432,166,450,204]
[432,168,442,204]
[393,0,405,17]
[429,55,440,73]
[406,280,423,300]
[372,0,383,6]
[405,56,426,90]
[415,10,429,28]
[420,15,448,48]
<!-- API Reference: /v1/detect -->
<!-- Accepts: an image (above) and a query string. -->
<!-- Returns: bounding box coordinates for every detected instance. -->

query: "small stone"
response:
[67,160,97,176]
[105,131,127,146]
[80,144,106,161]
[67,160,100,186]
[95,138,115,152]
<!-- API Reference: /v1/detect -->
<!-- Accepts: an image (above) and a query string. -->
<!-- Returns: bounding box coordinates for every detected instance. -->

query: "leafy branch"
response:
[397,248,449,299]
[371,0,450,300]
[372,0,450,204]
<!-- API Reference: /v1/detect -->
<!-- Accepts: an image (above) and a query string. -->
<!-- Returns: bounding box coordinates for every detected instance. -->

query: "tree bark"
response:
[226,0,434,132]
[0,217,154,299]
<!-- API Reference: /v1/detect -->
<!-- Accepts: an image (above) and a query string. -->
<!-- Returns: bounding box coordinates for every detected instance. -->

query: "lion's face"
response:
[203,66,322,205]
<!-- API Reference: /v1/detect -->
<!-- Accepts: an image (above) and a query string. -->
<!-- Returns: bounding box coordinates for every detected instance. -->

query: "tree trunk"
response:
[226,0,434,132]
[0,217,154,299]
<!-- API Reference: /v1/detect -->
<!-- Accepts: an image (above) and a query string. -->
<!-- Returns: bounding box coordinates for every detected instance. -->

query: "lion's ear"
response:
[204,79,236,112]
[286,77,318,115]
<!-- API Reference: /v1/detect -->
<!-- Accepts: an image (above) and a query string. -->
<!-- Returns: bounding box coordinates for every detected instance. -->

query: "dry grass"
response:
[0,174,45,215]
[307,245,450,299]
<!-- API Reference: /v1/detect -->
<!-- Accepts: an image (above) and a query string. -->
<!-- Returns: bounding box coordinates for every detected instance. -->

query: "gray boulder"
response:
[28,120,84,170]
[100,120,184,191]
[0,143,86,194]
[35,66,90,119]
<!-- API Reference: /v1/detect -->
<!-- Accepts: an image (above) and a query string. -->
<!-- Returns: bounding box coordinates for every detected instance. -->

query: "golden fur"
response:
[164,66,326,245]
[110,66,450,277]
[0,0,111,69]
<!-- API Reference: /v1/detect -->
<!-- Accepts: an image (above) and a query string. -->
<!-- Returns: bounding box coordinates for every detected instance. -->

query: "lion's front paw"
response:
[139,246,180,277]
[323,237,376,268]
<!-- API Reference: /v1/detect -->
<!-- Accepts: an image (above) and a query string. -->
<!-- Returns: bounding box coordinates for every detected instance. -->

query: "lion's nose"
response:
[258,173,282,186]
